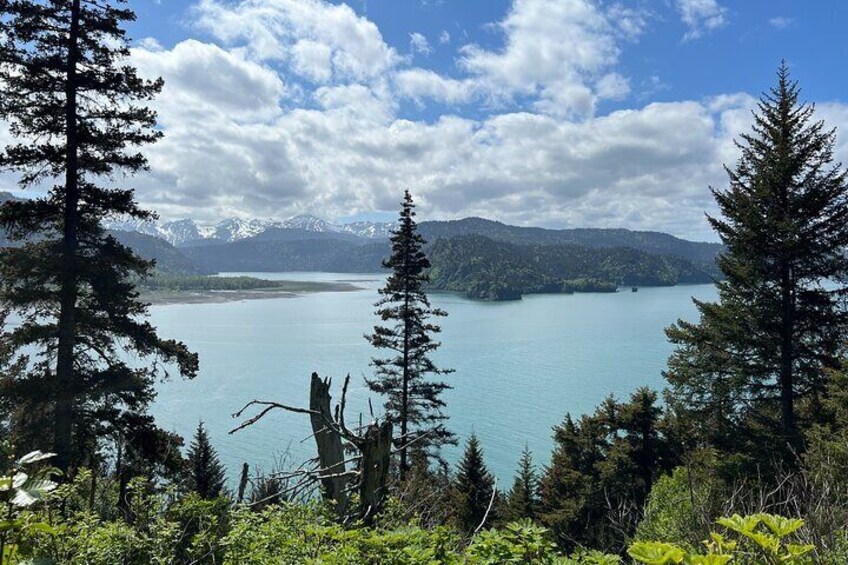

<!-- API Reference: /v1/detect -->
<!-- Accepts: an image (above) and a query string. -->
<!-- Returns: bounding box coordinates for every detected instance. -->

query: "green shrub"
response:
[635,465,720,548]
[630,513,814,565]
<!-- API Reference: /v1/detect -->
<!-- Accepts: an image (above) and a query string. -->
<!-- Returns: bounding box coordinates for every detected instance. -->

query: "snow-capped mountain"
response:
[163,219,208,245]
[104,214,395,246]
[211,218,283,242]
[280,214,341,233]
[341,221,396,239]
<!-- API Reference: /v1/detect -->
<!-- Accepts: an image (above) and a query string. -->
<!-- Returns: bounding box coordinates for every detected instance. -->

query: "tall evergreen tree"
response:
[452,433,496,534]
[186,421,227,500]
[619,387,666,505]
[0,0,198,473]
[505,444,539,522]
[366,190,454,478]
[665,63,848,458]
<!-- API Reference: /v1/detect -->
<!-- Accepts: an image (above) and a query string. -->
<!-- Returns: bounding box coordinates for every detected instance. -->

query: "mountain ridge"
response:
[102,213,398,246]
[1,195,723,299]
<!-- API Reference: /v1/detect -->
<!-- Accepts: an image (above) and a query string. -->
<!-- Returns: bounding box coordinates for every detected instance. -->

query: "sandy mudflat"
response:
[142,281,362,305]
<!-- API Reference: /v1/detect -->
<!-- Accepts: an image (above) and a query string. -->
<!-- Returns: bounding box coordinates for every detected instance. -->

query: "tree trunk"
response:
[309,373,349,517]
[779,262,797,450]
[54,0,82,474]
[400,243,411,480]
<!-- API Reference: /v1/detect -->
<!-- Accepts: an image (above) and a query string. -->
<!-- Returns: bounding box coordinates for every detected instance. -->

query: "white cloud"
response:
[395,69,476,105]
[123,38,791,240]
[105,2,848,241]
[595,73,630,101]
[290,40,333,83]
[606,3,648,41]
[769,16,792,30]
[192,0,401,82]
[409,32,432,56]
[458,0,643,118]
[138,37,163,51]
[676,0,728,41]
[439,30,451,44]
[131,39,287,123]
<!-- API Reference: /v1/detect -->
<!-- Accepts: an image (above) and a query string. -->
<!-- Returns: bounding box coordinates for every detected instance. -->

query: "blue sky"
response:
[130,1,848,112]
[4,0,848,240]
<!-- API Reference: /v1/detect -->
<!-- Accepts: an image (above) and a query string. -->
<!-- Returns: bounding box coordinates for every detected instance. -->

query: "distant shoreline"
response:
[142,281,362,305]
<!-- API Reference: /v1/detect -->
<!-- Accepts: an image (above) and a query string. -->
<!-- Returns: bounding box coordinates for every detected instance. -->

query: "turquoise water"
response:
[148,273,718,483]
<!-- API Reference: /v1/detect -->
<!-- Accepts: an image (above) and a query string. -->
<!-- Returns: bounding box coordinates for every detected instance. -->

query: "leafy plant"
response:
[629,513,815,565]
[0,451,59,564]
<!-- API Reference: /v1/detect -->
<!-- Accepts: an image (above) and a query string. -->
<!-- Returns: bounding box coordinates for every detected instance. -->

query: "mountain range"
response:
[103,215,397,246]
[0,191,724,299]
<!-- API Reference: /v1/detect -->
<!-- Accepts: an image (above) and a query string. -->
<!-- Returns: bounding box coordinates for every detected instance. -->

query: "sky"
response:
[3,0,848,241]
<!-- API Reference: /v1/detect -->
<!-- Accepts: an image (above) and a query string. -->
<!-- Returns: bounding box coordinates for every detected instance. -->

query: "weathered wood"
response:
[309,372,349,516]
[237,462,249,504]
[230,372,395,522]
[359,419,393,524]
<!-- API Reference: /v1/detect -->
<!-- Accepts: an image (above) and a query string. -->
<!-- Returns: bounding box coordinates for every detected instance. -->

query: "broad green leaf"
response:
[17,451,56,466]
[716,514,761,535]
[12,472,28,489]
[785,543,815,558]
[628,541,687,565]
[686,555,732,565]
[11,477,56,507]
[758,514,804,538]
[743,531,781,554]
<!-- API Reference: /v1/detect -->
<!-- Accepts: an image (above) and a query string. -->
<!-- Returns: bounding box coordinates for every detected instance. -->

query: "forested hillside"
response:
[418,217,723,266]
[182,236,389,272]
[427,235,712,299]
[109,230,212,276]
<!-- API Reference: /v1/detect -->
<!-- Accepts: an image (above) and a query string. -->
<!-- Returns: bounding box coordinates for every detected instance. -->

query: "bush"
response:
[635,465,721,548]
[630,513,814,565]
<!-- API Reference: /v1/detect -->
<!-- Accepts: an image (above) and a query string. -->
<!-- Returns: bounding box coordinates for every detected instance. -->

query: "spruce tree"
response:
[452,433,496,534]
[538,392,672,551]
[365,190,454,478]
[186,421,227,500]
[537,415,597,547]
[505,444,539,522]
[0,0,198,473]
[665,63,848,458]
[619,387,665,505]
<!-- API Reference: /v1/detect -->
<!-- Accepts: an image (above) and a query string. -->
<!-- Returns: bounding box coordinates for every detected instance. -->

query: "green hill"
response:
[427,234,714,300]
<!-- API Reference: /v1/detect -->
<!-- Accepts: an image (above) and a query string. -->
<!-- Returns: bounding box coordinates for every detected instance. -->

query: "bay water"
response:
[148,273,718,484]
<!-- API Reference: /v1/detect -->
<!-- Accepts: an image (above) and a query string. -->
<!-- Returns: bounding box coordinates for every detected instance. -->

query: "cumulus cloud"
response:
[676,0,728,40]
[191,0,400,83]
[131,39,287,123]
[458,0,643,118]
[395,69,476,105]
[439,30,451,44]
[126,38,777,239]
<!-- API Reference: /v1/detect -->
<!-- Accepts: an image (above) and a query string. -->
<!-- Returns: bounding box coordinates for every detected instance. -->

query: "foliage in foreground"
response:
[3,465,842,565]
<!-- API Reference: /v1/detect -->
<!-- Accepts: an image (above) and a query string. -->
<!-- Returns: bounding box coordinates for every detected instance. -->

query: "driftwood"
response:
[231,372,393,523]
